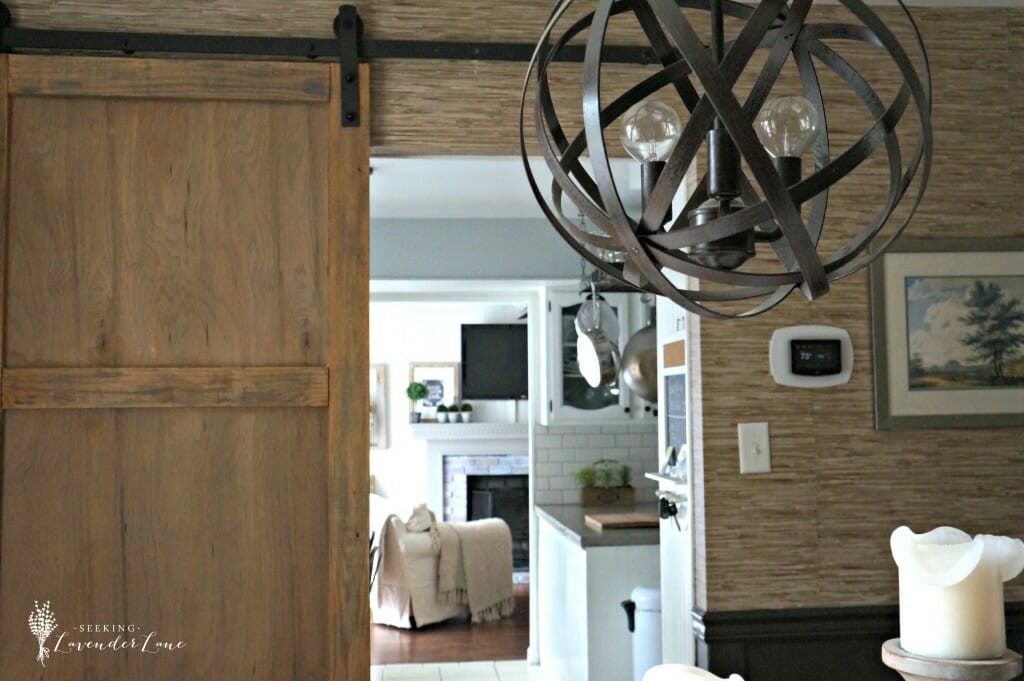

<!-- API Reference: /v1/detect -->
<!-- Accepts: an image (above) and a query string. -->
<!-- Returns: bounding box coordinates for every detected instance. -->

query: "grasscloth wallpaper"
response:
[692,7,1024,612]
[7,1,1022,612]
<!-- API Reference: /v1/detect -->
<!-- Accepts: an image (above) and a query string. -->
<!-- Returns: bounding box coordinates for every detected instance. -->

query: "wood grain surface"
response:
[327,61,371,681]
[584,512,660,530]
[0,54,369,681]
[0,59,9,664]
[2,367,329,408]
[6,58,328,368]
[0,409,330,680]
[7,54,331,101]
[882,639,1023,681]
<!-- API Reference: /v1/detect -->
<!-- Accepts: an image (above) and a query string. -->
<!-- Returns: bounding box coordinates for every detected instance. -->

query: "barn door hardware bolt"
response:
[334,5,362,128]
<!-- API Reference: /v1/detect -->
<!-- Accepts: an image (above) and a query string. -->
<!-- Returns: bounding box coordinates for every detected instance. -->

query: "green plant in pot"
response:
[574,458,635,506]
[406,381,428,423]
[460,402,473,423]
[436,404,450,423]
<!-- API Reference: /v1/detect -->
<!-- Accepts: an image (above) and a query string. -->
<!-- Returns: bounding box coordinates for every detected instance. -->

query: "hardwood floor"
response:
[371,584,529,665]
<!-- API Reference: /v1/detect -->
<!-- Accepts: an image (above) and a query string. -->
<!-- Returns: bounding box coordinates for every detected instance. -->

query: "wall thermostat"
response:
[769,325,853,388]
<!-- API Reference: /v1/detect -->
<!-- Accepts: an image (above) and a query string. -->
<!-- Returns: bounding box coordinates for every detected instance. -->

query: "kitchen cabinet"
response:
[657,292,688,346]
[540,288,656,425]
[545,289,632,423]
[536,504,660,681]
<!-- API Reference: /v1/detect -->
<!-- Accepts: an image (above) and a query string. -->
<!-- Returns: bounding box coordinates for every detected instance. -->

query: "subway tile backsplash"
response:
[533,421,658,505]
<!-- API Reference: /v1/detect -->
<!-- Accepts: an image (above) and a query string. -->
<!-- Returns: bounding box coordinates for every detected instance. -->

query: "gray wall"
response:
[370,218,582,279]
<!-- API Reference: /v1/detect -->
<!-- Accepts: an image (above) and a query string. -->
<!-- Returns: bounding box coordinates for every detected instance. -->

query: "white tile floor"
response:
[370,660,539,681]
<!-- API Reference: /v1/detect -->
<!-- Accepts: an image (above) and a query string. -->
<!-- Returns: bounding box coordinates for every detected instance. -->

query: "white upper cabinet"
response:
[540,287,653,424]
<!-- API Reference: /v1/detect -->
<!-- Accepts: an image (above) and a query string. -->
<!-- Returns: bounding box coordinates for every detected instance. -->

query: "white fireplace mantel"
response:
[412,422,530,517]
[410,422,529,441]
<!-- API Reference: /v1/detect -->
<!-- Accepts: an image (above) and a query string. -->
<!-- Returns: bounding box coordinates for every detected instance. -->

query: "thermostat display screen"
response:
[790,339,842,376]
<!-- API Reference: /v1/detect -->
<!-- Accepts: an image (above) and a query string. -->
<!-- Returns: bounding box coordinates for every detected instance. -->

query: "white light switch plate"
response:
[738,422,771,474]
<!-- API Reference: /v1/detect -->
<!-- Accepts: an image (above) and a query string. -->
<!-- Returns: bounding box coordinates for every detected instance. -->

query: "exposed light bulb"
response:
[620,101,681,163]
[754,95,821,158]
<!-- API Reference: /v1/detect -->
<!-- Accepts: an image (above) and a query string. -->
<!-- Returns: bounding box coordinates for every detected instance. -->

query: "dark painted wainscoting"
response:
[693,602,1024,681]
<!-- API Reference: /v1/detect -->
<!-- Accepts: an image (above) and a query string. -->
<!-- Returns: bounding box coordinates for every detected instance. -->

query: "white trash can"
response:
[622,586,662,681]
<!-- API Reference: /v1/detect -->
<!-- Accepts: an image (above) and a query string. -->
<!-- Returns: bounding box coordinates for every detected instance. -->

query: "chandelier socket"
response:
[686,199,755,271]
[641,161,671,230]
[707,129,741,200]
[772,156,803,194]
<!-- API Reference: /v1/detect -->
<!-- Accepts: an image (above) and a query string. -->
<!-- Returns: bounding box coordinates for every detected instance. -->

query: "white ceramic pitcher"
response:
[890,526,1024,660]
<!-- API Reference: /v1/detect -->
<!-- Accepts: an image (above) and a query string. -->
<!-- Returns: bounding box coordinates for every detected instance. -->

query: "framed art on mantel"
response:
[409,362,460,421]
[870,238,1024,430]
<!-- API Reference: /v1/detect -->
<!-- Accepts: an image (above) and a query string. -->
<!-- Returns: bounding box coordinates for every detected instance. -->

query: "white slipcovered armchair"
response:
[372,514,468,628]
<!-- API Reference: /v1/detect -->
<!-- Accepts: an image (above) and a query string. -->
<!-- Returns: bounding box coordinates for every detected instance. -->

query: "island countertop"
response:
[535,502,661,548]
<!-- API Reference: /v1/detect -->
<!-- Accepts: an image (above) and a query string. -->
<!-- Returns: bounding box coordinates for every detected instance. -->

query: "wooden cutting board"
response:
[584,512,660,531]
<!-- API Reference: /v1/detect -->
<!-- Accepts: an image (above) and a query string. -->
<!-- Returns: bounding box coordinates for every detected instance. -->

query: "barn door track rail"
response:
[0,2,656,127]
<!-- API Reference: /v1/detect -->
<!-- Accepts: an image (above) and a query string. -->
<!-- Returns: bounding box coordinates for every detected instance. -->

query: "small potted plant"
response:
[460,402,473,423]
[574,458,635,506]
[406,381,428,423]
[436,404,450,423]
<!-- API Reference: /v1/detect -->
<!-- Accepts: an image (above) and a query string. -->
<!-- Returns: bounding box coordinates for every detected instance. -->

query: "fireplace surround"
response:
[442,456,529,569]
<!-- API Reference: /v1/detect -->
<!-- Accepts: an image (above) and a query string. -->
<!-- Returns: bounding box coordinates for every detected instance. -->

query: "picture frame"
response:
[369,364,388,449]
[869,238,1024,430]
[409,362,460,421]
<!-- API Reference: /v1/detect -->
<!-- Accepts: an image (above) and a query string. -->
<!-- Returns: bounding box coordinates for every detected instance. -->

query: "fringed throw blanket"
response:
[437,518,515,622]
[436,523,466,603]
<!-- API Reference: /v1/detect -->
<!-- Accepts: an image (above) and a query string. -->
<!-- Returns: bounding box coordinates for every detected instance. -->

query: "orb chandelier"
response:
[520,0,932,319]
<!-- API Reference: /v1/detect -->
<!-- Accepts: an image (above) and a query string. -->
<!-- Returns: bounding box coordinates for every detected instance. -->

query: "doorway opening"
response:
[367,285,543,666]
[366,156,622,668]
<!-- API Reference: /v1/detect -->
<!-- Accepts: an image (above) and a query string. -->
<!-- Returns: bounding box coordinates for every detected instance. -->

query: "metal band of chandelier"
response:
[520,0,933,319]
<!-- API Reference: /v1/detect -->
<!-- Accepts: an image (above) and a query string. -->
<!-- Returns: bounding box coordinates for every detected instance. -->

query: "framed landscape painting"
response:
[870,239,1024,429]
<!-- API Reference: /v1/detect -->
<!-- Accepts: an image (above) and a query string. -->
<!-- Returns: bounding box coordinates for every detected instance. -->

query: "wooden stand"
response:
[580,486,636,506]
[882,639,1023,681]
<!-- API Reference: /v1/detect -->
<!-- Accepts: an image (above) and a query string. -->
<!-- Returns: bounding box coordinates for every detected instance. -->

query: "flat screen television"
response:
[461,324,529,400]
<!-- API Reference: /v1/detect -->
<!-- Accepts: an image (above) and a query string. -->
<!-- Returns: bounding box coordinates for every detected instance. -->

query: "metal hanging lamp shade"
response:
[520,0,933,319]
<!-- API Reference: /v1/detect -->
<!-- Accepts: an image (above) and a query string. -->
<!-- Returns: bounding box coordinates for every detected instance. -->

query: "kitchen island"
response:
[536,503,661,681]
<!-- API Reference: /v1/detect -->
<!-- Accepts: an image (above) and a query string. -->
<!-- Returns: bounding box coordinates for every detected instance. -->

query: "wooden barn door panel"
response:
[5,95,328,368]
[2,409,329,679]
[0,55,370,681]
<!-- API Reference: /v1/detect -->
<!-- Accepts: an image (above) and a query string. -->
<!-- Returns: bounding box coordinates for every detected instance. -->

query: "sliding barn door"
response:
[0,55,369,680]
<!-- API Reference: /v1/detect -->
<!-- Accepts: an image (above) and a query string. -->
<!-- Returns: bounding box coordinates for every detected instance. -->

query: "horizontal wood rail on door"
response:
[1,367,330,409]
